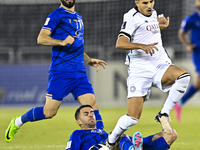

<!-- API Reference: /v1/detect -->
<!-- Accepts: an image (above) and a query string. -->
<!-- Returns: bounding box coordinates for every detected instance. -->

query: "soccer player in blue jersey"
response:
[174,0,200,122]
[66,105,177,150]
[5,0,107,143]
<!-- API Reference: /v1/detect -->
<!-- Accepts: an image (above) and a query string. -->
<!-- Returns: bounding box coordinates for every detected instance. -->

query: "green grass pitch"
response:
[0,106,200,150]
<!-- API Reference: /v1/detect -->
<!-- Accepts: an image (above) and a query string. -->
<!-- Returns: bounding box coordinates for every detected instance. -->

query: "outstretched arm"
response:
[84,52,107,72]
[37,29,75,46]
[116,36,159,56]
[157,14,170,30]
[151,128,177,146]
[178,29,195,53]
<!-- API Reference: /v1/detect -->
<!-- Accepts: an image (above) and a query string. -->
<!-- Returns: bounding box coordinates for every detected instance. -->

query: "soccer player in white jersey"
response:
[106,0,190,149]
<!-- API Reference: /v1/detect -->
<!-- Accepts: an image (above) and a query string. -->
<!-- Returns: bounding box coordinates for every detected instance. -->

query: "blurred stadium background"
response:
[0,0,199,107]
[1,1,200,150]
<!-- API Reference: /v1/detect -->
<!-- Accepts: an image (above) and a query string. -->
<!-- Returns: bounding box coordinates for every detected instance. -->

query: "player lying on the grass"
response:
[66,105,177,150]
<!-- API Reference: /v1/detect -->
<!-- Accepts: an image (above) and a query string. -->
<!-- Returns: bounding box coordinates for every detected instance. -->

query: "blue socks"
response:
[94,110,104,129]
[21,107,46,123]
[180,85,198,106]
[119,136,133,150]
[20,107,103,129]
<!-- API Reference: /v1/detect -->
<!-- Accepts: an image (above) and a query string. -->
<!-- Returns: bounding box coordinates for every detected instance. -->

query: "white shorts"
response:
[127,58,172,101]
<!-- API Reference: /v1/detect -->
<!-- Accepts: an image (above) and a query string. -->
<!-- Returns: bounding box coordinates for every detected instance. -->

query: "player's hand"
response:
[186,44,196,53]
[140,42,159,56]
[87,58,107,72]
[157,14,169,30]
[60,35,75,46]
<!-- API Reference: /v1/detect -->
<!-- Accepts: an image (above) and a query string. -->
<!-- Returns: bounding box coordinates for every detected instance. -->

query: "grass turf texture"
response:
[0,106,200,150]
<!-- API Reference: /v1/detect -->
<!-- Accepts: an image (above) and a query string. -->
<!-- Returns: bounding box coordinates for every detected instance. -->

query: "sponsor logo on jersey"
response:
[91,129,103,135]
[146,24,159,34]
[44,18,50,26]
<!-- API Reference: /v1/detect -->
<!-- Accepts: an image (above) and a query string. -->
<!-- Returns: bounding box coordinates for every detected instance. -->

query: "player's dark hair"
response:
[75,105,93,120]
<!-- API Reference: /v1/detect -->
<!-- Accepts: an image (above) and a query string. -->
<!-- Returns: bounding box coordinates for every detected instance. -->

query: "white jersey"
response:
[119,7,170,65]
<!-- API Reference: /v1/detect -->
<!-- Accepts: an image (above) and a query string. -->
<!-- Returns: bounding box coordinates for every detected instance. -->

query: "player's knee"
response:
[176,73,190,90]
[165,129,178,145]
[176,73,190,86]
[171,129,178,142]
[43,109,57,119]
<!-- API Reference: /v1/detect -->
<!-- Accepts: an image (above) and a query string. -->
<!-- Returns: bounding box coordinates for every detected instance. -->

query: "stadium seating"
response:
[0,47,15,64]
[16,46,52,64]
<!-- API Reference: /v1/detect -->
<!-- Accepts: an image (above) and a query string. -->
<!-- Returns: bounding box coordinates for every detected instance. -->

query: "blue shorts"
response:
[142,135,170,150]
[46,71,94,100]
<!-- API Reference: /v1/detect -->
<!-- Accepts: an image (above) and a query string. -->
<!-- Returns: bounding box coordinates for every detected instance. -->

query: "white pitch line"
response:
[174,142,200,145]
[1,145,65,149]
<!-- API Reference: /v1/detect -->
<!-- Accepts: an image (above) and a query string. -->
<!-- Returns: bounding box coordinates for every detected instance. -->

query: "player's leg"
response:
[178,71,200,105]
[174,71,200,121]
[144,129,177,150]
[180,53,200,104]
[161,128,177,146]
[5,71,67,142]
[181,71,200,104]
[106,97,144,149]
[106,73,151,149]
[5,96,61,143]
[155,65,190,134]
[16,96,61,125]
[19,96,61,124]
[43,96,62,118]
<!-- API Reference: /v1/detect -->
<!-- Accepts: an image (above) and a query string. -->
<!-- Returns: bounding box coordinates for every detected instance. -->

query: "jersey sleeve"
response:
[153,9,158,20]
[66,131,81,150]
[180,16,192,33]
[42,10,60,32]
[118,13,137,41]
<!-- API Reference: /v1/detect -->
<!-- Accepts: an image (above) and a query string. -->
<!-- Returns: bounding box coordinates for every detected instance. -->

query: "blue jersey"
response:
[142,135,170,150]
[66,129,108,150]
[42,7,85,72]
[181,12,200,49]
[66,129,170,150]
[181,12,200,72]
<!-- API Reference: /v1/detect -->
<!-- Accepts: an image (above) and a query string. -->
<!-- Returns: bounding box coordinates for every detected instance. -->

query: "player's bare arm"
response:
[37,29,74,46]
[178,29,196,53]
[116,36,158,56]
[157,14,169,30]
[84,52,107,72]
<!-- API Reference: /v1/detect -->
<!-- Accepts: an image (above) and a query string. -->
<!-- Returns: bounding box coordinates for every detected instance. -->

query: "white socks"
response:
[161,73,190,114]
[108,114,139,144]
[14,116,23,128]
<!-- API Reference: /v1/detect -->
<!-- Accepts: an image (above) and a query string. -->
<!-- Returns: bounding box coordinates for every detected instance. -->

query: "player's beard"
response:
[88,123,96,128]
[60,0,75,8]
[86,119,96,128]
